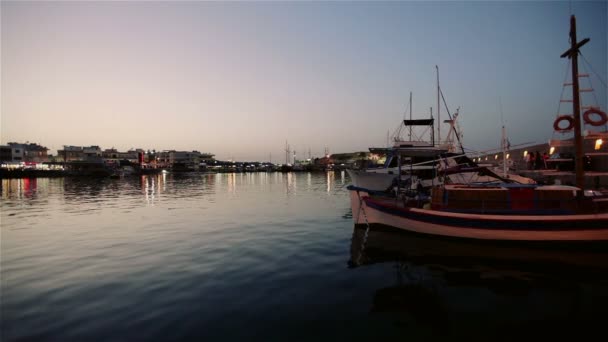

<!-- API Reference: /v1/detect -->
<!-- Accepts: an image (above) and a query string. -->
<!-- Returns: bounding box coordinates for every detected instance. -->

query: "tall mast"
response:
[386,130,389,148]
[436,65,441,144]
[560,15,589,191]
[409,92,413,140]
[502,125,507,178]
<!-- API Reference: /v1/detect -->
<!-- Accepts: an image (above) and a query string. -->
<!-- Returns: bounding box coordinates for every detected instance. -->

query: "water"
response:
[2,172,607,341]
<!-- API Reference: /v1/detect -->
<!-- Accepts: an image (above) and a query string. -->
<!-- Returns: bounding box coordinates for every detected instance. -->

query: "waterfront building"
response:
[0,142,49,163]
[56,145,103,162]
[473,135,607,172]
[102,148,145,164]
[156,150,215,171]
[0,145,12,162]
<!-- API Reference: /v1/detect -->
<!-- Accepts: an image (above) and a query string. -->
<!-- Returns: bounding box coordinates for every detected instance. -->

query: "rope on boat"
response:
[355,190,371,266]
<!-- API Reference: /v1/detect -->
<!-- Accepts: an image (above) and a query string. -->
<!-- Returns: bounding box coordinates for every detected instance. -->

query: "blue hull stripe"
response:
[363,198,608,231]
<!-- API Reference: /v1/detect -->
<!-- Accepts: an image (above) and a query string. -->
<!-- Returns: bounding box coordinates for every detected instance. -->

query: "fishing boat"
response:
[348,69,534,192]
[347,118,453,191]
[347,15,608,244]
[348,74,462,191]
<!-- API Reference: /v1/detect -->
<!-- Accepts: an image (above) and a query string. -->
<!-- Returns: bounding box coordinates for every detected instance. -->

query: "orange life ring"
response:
[583,108,608,126]
[554,115,574,131]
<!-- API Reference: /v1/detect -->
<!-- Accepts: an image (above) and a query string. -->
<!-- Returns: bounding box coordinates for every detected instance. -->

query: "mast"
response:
[285,141,290,165]
[502,125,507,178]
[409,92,413,140]
[386,130,389,148]
[430,107,435,146]
[436,65,440,144]
[560,15,589,191]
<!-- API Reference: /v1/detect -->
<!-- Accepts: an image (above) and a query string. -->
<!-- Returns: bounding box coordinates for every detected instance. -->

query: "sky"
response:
[1,1,606,162]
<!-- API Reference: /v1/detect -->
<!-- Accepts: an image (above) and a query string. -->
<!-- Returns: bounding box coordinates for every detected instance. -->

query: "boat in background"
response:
[347,15,608,245]
[65,159,114,177]
[348,69,534,191]
[347,119,450,192]
[347,114,534,191]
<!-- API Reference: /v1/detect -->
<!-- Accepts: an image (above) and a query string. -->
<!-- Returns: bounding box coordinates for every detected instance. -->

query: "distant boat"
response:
[347,101,459,190]
[347,67,534,192]
[347,103,532,192]
[136,164,163,175]
[347,15,608,244]
[65,159,113,177]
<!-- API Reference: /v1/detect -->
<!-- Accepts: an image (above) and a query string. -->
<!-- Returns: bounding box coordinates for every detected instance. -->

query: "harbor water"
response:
[2,172,607,340]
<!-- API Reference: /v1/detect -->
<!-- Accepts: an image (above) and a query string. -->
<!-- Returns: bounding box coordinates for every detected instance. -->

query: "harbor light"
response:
[596,139,603,150]
[495,154,498,160]
[549,146,555,155]
[506,153,510,159]
[523,150,528,157]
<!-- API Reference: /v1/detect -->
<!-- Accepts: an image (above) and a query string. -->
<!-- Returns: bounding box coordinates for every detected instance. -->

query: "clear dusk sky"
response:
[1,1,606,161]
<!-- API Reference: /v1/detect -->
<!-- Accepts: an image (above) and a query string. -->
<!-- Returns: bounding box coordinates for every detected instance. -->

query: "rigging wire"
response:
[391,95,412,142]
[553,59,572,138]
[579,56,601,110]
[439,87,465,154]
[580,52,608,89]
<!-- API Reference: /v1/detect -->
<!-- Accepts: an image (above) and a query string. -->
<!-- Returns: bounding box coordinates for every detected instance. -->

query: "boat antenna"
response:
[499,97,508,179]
[499,96,505,126]
[560,14,589,192]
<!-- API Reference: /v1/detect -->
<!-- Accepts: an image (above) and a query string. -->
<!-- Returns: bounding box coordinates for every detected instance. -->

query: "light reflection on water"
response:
[2,171,607,341]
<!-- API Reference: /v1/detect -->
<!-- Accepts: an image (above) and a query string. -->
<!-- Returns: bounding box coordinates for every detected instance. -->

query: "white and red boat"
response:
[349,184,608,242]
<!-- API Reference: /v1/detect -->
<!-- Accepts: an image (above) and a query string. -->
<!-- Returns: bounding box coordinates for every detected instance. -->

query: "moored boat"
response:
[349,185,608,242]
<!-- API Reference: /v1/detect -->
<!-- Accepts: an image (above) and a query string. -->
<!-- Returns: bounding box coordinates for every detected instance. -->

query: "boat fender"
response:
[583,108,608,126]
[553,115,574,131]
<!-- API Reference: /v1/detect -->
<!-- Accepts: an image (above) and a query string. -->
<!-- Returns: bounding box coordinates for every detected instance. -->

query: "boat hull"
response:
[346,169,398,192]
[349,224,608,272]
[350,189,608,242]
